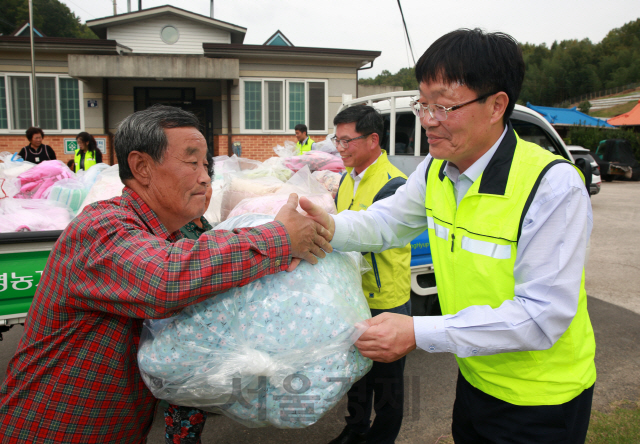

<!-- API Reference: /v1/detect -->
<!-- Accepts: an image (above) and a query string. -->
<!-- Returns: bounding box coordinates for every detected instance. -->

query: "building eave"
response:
[203,43,380,67]
[0,36,129,54]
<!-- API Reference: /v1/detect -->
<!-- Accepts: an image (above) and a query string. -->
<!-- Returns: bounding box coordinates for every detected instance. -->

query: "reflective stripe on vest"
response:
[424,126,596,406]
[336,150,410,310]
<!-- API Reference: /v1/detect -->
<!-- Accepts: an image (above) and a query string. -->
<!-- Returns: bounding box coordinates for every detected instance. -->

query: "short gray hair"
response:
[115,104,201,181]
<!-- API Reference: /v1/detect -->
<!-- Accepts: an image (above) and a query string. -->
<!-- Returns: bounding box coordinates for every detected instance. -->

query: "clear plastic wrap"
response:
[15,160,74,200]
[0,152,37,179]
[284,151,345,173]
[0,197,73,232]
[77,164,124,214]
[47,178,88,213]
[220,171,285,221]
[312,170,343,198]
[227,166,337,218]
[273,140,297,158]
[312,134,339,155]
[138,214,372,428]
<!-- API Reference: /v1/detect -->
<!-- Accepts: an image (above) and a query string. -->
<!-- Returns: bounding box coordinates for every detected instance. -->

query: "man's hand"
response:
[299,196,335,241]
[275,194,333,269]
[355,313,416,363]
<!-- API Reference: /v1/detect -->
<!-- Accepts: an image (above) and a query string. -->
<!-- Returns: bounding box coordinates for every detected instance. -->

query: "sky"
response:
[61,0,640,79]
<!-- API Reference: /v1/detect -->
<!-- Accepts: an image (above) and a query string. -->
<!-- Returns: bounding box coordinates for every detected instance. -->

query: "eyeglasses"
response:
[331,133,372,149]
[409,91,498,122]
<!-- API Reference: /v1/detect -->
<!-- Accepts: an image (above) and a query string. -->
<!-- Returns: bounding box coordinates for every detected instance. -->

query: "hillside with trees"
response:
[359,19,640,107]
[0,0,96,39]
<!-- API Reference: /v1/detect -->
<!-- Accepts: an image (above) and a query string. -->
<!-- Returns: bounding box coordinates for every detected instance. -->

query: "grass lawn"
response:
[590,101,637,118]
[586,398,640,444]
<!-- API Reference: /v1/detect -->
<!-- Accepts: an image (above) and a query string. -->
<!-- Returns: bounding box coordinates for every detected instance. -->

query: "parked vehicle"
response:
[567,145,602,196]
[338,91,576,316]
[593,139,640,182]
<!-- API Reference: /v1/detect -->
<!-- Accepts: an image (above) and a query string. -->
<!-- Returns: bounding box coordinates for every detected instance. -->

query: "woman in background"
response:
[18,127,56,164]
[73,132,103,172]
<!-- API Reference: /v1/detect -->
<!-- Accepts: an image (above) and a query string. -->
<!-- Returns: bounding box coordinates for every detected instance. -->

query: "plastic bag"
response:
[76,163,110,189]
[227,166,337,218]
[138,214,372,428]
[15,160,75,200]
[312,170,343,198]
[0,197,73,232]
[0,176,21,199]
[312,134,339,155]
[0,152,37,180]
[77,164,124,213]
[220,171,285,221]
[273,140,297,158]
[48,178,88,213]
[285,151,345,173]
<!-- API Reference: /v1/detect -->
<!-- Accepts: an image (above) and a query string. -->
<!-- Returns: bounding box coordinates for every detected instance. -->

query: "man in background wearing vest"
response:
[309,29,596,443]
[328,106,411,444]
[295,123,314,155]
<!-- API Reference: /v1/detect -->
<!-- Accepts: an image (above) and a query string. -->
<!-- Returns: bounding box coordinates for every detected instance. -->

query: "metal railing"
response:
[554,82,640,108]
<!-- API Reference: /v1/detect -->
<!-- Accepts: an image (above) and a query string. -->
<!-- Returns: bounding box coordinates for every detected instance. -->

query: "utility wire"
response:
[396,0,415,66]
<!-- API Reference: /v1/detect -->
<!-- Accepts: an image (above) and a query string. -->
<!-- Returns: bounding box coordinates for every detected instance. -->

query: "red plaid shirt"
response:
[0,187,291,443]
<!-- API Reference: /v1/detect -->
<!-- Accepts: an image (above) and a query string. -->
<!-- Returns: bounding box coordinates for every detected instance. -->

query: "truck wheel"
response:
[632,168,640,181]
[602,174,614,182]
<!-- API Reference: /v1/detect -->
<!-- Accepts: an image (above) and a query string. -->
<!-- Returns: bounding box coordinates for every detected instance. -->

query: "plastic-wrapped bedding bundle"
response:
[138,214,372,428]
[0,198,72,232]
[228,166,337,219]
[77,164,124,214]
[284,151,345,173]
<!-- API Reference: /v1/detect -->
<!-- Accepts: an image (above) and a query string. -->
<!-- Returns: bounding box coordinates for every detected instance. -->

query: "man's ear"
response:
[127,151,153,186]
[369,132,380,149]
[490,92,509,125]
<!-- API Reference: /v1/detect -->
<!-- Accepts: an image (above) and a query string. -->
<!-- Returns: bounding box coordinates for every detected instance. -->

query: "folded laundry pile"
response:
[138,214,372,428]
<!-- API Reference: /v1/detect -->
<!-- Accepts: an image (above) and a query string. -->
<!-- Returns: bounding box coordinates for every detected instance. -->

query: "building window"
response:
[59,78,80,129]
[37,77,57,130]
[0,74,82,132]
[0,78,8,129]
[244,81,262,130]
[241,78,327,134]
[10,76,31,130]
[160,25,179,44]
[289,82,305,130]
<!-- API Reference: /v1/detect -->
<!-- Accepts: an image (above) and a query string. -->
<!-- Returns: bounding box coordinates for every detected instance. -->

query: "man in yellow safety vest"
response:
[294,124,314,155]
[309,29,596,444]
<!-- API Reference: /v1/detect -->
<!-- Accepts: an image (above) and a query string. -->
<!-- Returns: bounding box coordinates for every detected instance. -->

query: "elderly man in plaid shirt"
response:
[0,105,332,443]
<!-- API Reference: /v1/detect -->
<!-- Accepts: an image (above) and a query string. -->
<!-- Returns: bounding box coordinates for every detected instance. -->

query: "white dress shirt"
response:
[330,128,592,358]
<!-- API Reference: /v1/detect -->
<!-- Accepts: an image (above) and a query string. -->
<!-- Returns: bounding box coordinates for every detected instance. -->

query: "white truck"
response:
[338,91,577,316]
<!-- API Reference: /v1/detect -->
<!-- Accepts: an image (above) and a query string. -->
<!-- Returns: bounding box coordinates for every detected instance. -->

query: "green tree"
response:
[0,0,96,39]
[578,101,591,114]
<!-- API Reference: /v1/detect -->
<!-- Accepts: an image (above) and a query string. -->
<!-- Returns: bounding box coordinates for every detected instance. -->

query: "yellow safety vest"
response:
[74,149,98,172]
[336,150,411,310]
[424,127,596,405]
[295,137,314,155]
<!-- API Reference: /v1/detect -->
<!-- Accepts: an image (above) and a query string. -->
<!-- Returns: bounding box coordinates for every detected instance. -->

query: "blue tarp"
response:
[526,103,614,127]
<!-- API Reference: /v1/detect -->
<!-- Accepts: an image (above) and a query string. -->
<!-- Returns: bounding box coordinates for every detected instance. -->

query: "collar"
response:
[300,137,309,146]
[443,125,508,185]
[121,187,180,242]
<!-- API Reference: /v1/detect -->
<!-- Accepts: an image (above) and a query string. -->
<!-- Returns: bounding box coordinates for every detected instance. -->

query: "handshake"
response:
[274,193,336,272]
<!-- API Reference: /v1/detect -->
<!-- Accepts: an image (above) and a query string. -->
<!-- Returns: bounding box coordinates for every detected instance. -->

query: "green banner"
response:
[0,250,50,317]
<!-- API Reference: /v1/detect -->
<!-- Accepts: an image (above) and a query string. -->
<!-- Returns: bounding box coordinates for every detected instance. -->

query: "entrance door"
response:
[134,87,214,153]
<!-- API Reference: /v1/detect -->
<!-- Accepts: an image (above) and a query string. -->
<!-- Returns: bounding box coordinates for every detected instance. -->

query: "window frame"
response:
[0,73,84,134]
[239,77,328,135]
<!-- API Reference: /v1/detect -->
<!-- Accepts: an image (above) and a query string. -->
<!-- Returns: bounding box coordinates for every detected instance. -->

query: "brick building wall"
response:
[0,135,114,167]
[213,135,328,161]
